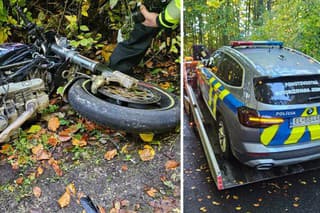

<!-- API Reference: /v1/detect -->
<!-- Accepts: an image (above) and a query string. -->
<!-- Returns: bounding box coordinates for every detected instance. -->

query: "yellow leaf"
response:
[48,117,60,132]
[72,138,87,147]
[146,187,157,197]
[138,145,155,161]
[81,1,90,17]
[65,15,77,24]
[200,207,207,212]
[104,149,118,160]
[32,144,44,155]
[66,183,76,195]
[101,44,116,62]
[36,166,44,177]
[120,144,129,154]
[159,82,171,90]
[58,191,71,208]
[139,133,154,142]
[33,186,42,198]
[28,125,42,133]
[235,206,242,211]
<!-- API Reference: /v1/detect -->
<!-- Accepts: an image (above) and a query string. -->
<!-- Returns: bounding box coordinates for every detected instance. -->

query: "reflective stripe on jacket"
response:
[157,0,180,29]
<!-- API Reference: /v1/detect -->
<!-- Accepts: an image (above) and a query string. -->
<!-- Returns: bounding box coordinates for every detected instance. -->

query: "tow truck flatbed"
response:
[183,61,320,190]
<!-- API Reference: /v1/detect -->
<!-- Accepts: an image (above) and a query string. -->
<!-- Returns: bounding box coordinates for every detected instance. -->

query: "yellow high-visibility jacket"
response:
[156,0,180,29]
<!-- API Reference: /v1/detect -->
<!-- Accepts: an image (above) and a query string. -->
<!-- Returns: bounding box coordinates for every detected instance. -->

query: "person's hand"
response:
[140,4,159,27]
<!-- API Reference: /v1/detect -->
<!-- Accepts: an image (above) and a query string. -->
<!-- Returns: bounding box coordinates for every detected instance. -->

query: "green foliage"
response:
[250,0,320,60]
[185,0,320,61]
[41,104,59,114]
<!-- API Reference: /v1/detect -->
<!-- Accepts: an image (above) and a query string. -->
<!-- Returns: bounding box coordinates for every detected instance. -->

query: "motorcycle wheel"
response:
[67,79,180,133]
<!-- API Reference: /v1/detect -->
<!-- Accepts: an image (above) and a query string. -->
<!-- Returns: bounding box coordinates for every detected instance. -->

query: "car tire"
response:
[217,116,232,159]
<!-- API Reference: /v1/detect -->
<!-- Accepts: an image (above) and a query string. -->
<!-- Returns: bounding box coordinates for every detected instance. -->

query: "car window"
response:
[254,75,320,105]
[216,54,243,87]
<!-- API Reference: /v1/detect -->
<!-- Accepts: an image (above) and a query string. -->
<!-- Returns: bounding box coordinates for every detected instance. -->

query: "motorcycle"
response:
[0,6,180,143]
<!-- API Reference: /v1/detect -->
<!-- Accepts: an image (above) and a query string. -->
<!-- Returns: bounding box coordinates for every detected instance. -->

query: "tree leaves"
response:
[110,0,119,9]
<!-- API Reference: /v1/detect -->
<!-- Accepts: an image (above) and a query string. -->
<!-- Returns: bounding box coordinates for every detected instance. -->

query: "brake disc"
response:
[98,84,161,104]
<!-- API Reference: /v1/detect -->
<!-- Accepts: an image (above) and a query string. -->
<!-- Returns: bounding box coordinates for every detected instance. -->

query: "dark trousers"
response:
[109,23,160,75]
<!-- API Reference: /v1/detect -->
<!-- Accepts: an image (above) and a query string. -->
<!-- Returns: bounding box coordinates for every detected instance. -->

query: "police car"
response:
[197,41,320,169]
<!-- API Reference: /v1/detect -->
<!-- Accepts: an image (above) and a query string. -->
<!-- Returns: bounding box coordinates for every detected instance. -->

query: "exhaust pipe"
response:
[256,163,273,171]
[0,101,37,143]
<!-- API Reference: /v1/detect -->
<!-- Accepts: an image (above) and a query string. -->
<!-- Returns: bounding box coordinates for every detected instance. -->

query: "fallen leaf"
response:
[233,195,239,200]
[104,149,118,160]
[120,144,129,154]
[84,120,97,131]
[16,177,24,185]
[48,136,58,146]
[109,208,118,213]
[58,191,71,208]
[66,183,76,195]
[0,144,13,155]
[59,125,79,136]
[72,138,87,147]
[159,82,171,90]
[48,117,60,131]
[200,207,207,212]
[48,158,63,176]
[146,187,158,197]
[58,135,72,142]
[28,125,42,134]
[36,166,44,177]
[212,201,221,206]
[165,160,180,170]
[33,186,42,198]
[138,145,155,161]
[97,206,106,213]
[299,180,307,185]
[121,164,128,171]
[11,161,19,170]
[139,133,154,142]
[235,206,242,211]
[36,149,51,161]
[32,144,44,155]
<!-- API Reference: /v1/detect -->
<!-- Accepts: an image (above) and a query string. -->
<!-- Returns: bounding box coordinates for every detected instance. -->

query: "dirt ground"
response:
[0,104,180,213]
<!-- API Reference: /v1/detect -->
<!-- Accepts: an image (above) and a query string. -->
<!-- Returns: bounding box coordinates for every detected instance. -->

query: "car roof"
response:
[224,46,320,77]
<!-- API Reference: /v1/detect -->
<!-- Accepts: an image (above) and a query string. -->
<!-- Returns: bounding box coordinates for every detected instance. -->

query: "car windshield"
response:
[254,75,320,105]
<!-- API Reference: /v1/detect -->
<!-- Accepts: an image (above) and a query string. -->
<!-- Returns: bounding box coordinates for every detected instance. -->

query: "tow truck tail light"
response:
[230,41,283,48]
[237,106,284,128]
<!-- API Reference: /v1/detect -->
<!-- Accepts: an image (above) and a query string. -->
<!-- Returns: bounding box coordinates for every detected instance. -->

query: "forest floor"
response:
[0,68,180,212]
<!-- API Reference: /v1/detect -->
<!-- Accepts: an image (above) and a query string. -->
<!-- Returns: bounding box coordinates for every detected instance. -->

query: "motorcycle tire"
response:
[67,79,180,133]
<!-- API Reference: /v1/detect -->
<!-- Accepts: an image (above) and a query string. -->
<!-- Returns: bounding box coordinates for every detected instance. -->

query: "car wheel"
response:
[217,116,232,159]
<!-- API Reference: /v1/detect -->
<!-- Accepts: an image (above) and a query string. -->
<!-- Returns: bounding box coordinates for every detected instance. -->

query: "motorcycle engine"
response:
[0,78,49,133]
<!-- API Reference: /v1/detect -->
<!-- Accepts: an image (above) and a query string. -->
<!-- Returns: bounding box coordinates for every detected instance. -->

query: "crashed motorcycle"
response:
[0,6,180,143]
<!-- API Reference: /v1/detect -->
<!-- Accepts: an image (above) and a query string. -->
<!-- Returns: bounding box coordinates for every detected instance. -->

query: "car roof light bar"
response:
[230,41,283,48]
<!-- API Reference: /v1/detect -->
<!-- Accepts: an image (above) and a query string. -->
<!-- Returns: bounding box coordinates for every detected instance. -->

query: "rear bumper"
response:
[233,139,320,168]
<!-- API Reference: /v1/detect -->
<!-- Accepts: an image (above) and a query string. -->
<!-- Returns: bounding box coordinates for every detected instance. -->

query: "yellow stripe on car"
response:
[261,124,280,146]
[208,77,216,107]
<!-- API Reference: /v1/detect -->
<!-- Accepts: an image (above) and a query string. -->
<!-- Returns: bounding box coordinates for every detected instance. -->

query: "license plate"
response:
[291,115,320,127]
